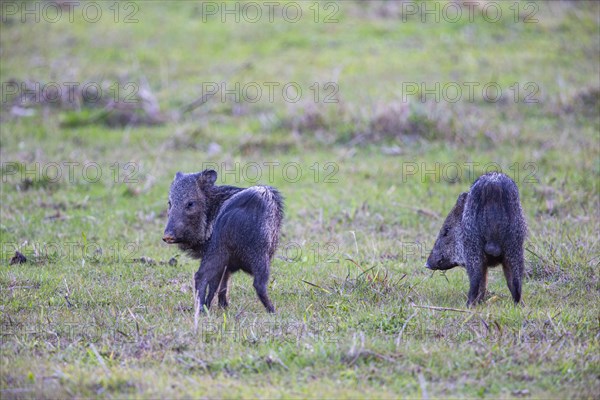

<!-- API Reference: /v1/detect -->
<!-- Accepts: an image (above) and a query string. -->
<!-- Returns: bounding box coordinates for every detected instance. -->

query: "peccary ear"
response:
[174,171,184,180]
[198,169,217,187]
[453,192,468,215]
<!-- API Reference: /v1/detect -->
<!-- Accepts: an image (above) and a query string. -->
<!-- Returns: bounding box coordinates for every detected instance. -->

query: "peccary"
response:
[162,169,284,313]
[425,172,527,306]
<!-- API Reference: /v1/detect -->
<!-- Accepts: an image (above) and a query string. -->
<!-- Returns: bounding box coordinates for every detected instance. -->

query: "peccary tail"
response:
[484,242,501,257]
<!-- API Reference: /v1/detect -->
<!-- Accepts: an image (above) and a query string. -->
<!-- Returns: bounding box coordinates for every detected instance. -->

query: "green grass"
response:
[1,1,599,398]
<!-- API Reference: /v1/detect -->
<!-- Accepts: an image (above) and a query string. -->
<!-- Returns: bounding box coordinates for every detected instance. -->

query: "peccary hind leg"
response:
[502,252,524,304]
[253,260,275,313]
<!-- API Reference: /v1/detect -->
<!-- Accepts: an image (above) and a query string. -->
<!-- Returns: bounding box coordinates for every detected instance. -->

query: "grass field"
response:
[1,1,599,398]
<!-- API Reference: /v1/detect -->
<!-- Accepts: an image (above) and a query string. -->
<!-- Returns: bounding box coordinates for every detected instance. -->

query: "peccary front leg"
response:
[477,267,489,302]
[194,270,209,311]
[467,273,483,307]
[205,282,219,310]
[195,253,226,312]
[206,268,230,309]
[253,261,275,313]
[502,252,524,304]
[217,269,231,308]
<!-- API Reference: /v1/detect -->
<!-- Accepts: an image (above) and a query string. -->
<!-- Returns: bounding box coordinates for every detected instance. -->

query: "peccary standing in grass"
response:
[425,172,527,306]
[162,170,284,313]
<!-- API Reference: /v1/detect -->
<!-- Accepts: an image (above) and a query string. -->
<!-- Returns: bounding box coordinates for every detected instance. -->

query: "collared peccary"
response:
[162,169,284,313]
[425,172,527,306]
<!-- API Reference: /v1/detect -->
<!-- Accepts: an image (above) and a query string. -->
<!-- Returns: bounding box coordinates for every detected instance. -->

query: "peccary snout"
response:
[426,255,459,271]
[162,233,177,243]
[426,192,468,272]
[162,219,183,243]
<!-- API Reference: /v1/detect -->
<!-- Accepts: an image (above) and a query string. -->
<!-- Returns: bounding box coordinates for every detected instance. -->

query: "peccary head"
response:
[162,170,217,254]
[426,192,468,270]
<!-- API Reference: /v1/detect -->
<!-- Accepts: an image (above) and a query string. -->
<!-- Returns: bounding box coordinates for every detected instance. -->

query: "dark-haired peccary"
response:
[426,172,527,306]
[162,170,284,313]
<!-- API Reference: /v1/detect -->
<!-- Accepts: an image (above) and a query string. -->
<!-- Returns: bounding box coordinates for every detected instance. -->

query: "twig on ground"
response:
[89,343,110,376]
[411,304,473,313]
[395,311,418,346]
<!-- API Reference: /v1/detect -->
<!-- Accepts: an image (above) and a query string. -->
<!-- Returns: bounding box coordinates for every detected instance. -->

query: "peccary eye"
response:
[168,201,171,209]
[186,201,195,209]
[442,228,450,237]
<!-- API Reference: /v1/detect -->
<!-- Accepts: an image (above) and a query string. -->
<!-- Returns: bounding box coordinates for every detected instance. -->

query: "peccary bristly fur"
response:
[162,169,284,313]
[426,172,527,306]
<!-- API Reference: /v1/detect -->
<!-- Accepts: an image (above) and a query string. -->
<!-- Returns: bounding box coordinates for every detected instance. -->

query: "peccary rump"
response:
[426,172,527,306]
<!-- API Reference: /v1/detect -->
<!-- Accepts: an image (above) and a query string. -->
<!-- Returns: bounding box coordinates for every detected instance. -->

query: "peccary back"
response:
[209,186,283,272]
[426,172,527,306]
